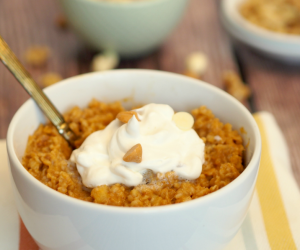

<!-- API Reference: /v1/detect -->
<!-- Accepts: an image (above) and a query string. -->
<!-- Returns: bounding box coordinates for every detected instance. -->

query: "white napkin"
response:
[225,112,300,250]
[0,140,19,249]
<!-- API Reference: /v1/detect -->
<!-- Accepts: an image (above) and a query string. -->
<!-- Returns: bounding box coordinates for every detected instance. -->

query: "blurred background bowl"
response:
[220,0,300,62]
[59,0,190,58]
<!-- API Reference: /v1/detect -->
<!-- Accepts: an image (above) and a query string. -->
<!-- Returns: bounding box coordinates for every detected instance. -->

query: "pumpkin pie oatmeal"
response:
[22,99,245,207]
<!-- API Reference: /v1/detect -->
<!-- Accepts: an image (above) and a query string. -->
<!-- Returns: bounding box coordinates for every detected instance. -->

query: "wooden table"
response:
[1,0,300,186]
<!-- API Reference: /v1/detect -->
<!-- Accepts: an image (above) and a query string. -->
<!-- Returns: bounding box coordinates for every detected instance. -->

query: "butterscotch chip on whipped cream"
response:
[172,112,194,131]
[117,111,140,123]
[123,144,142,163]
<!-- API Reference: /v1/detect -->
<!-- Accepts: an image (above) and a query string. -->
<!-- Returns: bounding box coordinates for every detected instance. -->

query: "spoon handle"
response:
[0,35,77,147]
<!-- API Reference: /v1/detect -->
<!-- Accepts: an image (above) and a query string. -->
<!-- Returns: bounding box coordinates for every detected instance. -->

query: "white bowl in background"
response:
[220,0,300,62]
[59,0,189,58]
[7,70,261,250]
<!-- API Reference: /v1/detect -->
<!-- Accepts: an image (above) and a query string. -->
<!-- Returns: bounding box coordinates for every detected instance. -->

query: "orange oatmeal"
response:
[22,100,245,207]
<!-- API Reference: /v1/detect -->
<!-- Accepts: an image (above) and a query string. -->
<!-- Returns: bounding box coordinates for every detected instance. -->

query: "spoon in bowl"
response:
[0,35,78,148]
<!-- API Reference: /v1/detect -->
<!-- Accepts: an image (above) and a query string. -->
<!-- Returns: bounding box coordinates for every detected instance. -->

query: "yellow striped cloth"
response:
[0,112,299,249]
[225,112,300,249]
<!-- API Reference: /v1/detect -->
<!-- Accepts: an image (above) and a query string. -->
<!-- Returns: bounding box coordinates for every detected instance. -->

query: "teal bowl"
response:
[59,0,190,58]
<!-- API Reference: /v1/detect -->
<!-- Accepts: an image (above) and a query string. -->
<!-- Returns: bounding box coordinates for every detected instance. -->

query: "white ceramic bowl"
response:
[7,70,261,250]
[220,0,300,62]
[59,0,189,58]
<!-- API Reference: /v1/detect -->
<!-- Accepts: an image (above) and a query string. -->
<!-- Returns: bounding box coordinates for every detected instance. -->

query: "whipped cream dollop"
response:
[70,104,205,188]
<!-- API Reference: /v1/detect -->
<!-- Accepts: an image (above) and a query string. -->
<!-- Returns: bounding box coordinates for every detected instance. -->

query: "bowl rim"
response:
[60,0,188,9]
[222,0,300,42]
[7,69,261,214]
[220,0,300,61]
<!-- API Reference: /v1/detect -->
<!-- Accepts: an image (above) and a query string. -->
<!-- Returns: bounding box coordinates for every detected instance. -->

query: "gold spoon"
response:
[0,35,78,148]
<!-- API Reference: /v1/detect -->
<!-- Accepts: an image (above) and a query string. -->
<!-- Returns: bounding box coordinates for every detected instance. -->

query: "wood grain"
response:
[0,0,82,137]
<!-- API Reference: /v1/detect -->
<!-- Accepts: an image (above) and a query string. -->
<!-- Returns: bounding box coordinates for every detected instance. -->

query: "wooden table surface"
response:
[1,0,300,187]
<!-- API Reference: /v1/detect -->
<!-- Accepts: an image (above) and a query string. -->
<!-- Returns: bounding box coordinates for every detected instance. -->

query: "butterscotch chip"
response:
[40,73,63,87]
[223,71,251,102]
[183,70,200,79]
[55,15,68,29]
[185,52,208,78]
[91,50,119,72]
[172,112,194,131]
[123,144,142,163]
[24,46,50,67]
[117,111,140,123]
